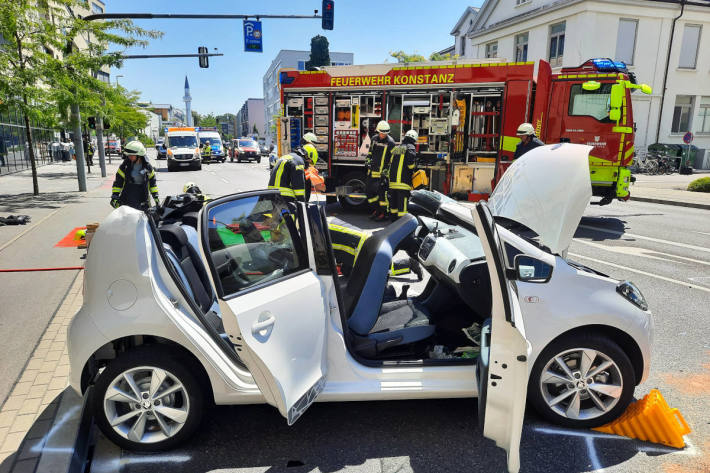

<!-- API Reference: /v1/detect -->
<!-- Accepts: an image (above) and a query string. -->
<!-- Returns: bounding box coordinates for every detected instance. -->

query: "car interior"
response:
[152,191,494,368]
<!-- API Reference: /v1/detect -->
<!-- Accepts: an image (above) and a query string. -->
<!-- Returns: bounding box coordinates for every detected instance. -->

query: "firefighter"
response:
[387,129,418,221]
[366,121,396,221]
[268,152,306,202]
[328,218,421,280]
[301,132,319,201]
[110,140,159,211]
[513,123,544,159]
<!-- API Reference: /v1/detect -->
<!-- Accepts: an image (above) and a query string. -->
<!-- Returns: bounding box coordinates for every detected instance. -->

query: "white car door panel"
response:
[473,203,529,473]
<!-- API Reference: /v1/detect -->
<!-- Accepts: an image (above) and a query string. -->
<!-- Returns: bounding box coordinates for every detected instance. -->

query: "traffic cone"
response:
[592,389,691,448]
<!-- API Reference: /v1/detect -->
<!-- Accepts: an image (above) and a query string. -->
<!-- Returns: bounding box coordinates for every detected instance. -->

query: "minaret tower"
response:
[183,76,193,126]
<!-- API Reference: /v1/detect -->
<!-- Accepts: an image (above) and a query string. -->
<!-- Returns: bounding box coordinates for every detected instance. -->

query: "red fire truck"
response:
[277,58,651,208]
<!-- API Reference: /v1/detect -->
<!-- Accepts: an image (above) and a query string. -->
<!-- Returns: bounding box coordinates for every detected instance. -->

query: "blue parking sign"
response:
[243,20,263,53]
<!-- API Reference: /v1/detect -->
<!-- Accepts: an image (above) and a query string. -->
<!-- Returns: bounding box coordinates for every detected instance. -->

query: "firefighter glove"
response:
[110,198,120,209]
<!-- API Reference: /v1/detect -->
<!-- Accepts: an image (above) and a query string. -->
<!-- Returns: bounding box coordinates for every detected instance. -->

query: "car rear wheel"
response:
[528,335,634,428]
[92,347,205,451]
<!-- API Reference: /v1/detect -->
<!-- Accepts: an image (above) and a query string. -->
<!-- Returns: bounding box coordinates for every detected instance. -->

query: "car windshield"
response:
[169,136,198,148]
[239,140,256,147]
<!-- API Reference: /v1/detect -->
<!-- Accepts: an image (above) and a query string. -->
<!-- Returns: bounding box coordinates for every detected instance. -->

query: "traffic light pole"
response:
[83,13,322,21]
[96,115,107,177]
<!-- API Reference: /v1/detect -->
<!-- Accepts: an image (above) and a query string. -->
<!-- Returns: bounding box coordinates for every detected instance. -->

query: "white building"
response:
[236,98,265,138]
[138,109,161,142]
[454,0,710,163]
[451,6,480,57]
[262,49,354,146]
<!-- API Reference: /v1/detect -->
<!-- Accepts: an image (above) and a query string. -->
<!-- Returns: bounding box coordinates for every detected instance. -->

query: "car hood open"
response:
[487,143,593,254]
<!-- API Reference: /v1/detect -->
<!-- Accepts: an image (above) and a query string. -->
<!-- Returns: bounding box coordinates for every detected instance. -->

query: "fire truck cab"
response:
[278,58,650,208]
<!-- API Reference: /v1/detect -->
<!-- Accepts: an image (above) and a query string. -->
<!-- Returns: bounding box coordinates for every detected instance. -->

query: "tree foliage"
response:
[191,110,200,126]
[305,35,330,70]
[200,113,217,127]
[389,50,458,63]
[103,85,148,141]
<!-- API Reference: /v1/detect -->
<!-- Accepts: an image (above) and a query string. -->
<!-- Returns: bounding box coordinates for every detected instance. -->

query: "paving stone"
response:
[47,378,66,392]
[16,399,41,416]
[53,366,70,378]
[44,351,62,363]
[24,385,45,401]
[1,397,23,412]
[37,360,58,374]
[0,427,8,444]
[8,415,35,435]
[31,374,51,387]
[0,412,16,429]
[0,431,24,454]
[8,383,31,398]
[17,371,38,386]
[40,392,62,410]
[23,359,43,373]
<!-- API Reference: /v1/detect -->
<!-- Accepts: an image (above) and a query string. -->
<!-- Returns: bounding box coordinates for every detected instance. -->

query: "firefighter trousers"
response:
[387,188,410,218]
[366,176,388,213]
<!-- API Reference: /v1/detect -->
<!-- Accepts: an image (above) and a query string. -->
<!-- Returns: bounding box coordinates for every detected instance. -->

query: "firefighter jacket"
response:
[367,134,396,179]
[514,137,544,159]
[268,154,306,201]
[111,159,158,208]
[387,138,417,190]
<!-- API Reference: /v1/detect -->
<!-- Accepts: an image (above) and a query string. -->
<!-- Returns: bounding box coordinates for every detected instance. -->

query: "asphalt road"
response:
[62,157,709,472]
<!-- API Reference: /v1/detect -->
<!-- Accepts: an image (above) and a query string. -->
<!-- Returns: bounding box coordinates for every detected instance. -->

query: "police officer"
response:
[366,121,396,221]
[387,129,418,221]
[513,123,544,159]
[110,140,159,210]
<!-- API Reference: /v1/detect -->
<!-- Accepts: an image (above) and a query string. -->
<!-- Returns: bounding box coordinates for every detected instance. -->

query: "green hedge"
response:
[687,177,710,192]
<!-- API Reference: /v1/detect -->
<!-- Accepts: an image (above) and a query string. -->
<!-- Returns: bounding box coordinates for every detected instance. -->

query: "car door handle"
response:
[251,312,276,335]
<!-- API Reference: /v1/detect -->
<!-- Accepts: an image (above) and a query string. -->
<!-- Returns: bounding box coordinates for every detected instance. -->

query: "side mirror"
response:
[514,254,553,283]
[582,80,601,91]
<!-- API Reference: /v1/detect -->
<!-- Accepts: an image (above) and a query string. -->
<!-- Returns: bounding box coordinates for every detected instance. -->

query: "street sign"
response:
[683,131,693,144]
[243,20,263,52]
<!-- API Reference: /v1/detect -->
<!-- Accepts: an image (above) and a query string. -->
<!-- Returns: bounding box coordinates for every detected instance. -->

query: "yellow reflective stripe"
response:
[111,187,122,193]
[367,196,378,203]
[268,185,295,197]
[389,182,412,190]
[370,171,381,178]
[149,186,158,193]
[624,146,635,160]
[403,198,407,214]
[331,243,357,256]
[274,160,287,187]
[117,168,125,178]
[148,170,155,179]
[295,165,304,170]
[396,151,405,183]
[390,267,410,276]
[329,224,363,238]
[612,126,633,133]
[294,189,305,196]
[500,135,520,152]
[352,233,370,266]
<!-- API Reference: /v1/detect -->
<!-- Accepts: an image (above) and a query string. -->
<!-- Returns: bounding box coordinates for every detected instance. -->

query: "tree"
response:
[252,124,259,136]
[429,52,456,61]
[103,86,148,143]
[200,113,217,127]
[389,51,427,63]
[191,110,200,126]
[305,35,330,70]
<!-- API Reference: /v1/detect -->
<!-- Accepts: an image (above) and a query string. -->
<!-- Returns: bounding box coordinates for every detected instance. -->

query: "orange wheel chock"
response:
[592,389,691,449]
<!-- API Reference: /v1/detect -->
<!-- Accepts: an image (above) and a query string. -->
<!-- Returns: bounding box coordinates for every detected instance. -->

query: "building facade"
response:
[236,98,265,139]
[139,109,161,142]
[450,6,480,57]
[262,49,354,146]
[458,0,710,160]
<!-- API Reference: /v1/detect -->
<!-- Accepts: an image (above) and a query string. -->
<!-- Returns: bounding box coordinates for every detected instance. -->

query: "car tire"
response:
[337,172,368,212]
[528,334,635,428]
[167,162,175,172]
[194,163,202,171]
[92,346,205,452]
[256,158,261,163]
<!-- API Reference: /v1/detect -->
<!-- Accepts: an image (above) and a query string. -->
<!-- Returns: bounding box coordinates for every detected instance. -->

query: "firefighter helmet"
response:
[183,182,202,194]
[516,123,536,136]
[123,140,146,157]
[375,120,391,133]
[303,132,318,144]
[404,129,419,141]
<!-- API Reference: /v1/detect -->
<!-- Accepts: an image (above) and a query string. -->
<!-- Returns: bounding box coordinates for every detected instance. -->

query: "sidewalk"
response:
[631,171,710,210]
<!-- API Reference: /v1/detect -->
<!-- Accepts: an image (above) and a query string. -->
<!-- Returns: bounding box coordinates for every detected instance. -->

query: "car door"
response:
[472,202,529,473]
[200,190,328,425]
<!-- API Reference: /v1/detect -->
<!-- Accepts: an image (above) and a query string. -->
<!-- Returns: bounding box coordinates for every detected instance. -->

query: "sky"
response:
[108,1,483,116]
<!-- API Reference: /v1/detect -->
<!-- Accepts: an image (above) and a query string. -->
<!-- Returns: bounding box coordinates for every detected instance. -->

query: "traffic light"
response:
[198,46,208,68]
[322,0,334,30]
[88,117,96,129]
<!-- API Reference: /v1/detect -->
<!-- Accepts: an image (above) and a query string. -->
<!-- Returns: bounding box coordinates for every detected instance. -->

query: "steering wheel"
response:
[267,247,295,270]
[217,254,251,288]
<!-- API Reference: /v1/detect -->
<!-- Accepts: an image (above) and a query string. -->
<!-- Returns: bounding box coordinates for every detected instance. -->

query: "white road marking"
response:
[693,231,710,237]
[586,436,605,472]
[579,224,710,254]
[573,239,710,267]
[568,253,710,293]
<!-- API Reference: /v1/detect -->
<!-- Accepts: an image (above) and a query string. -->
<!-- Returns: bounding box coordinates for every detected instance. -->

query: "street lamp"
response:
[115,74,124,87]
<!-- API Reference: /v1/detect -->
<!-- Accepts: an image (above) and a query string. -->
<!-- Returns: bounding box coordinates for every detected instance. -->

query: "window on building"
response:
[615,19,638,65]
[297,61,306,70]
[549,22,565,67]
[460,36,466,56]
[91,3,104,14]
[515,32,528,62]
[485,41,498,58]
[569,83,613,121]
[671,95,695,133]
[697,96,710,134]
[678,24,701,69]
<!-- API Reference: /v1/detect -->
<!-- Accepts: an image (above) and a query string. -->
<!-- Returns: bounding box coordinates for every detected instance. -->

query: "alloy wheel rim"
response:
[104,366,189,444]
[539,348,623,420]
[343,178,367,206]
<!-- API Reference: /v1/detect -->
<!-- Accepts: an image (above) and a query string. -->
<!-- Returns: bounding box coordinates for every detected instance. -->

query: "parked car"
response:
[68,145,652,473]
[232,138,261,163]
[105,139,121,156]
[156,142,167,160]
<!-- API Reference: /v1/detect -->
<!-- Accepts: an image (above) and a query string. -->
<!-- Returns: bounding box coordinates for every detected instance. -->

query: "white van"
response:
[166,127,201,172]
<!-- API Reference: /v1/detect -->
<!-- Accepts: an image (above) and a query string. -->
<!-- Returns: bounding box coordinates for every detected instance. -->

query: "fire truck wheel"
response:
[338,172,368,212]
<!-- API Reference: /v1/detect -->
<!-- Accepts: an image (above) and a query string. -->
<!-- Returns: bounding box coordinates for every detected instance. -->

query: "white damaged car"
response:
[68,144,652,473]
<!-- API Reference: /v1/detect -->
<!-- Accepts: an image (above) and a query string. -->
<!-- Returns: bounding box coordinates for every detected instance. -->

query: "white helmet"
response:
[516,123,536,136]
[375,120,390,133]
[404,129,419,141]
[303,132,318,144]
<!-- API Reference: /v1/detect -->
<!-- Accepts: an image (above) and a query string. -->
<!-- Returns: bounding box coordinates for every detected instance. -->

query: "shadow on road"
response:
[0,192,81,213]
[110,399,660,473]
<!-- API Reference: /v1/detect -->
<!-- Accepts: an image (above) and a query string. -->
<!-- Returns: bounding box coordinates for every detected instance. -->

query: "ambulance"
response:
[277,58,651,208]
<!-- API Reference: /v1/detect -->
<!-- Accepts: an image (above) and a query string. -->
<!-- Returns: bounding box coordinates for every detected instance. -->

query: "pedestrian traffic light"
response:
[88,117,96,129]
[198,46,208,68]
[322,0,334,30]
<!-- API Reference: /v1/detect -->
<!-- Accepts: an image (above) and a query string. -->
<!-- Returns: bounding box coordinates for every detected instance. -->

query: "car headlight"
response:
[616,281,648,311]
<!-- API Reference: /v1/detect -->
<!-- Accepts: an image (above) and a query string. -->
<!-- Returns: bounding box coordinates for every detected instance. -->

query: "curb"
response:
[630,196,710,210]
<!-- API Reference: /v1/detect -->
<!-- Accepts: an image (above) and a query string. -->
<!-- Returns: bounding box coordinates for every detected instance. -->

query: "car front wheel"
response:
[528,335,635,428]
[92,347,204,451]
